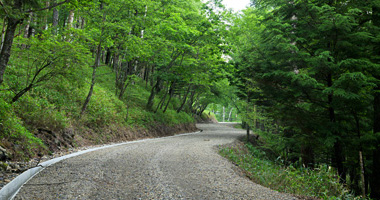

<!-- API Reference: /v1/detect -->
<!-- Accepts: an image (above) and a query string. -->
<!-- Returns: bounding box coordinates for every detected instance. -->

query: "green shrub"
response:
[219,142,349,199]
[12,93,69,131]
[1,59,197,160]
[0,95,45,160]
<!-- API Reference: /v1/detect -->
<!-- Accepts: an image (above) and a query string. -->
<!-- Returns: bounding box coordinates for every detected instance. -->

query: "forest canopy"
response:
[227,0,380,199]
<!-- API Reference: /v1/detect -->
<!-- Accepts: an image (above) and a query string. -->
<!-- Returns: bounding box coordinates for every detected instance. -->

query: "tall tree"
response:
[0,0,72,86]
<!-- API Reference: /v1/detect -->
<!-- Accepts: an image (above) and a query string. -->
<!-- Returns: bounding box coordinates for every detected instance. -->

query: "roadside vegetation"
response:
[225,1,380,198]
[0,63,196,160]
[220,139,363,200]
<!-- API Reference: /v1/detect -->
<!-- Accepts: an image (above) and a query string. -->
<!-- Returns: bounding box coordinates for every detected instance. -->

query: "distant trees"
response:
[229,1,380,198]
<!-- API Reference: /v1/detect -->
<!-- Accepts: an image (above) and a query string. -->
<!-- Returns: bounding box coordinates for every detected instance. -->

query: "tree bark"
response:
[155,85,168,113]
[67,10,75,29]
[246,125,250,141]
[81,4,105,115]
[187,90,196,112]
[359,151,366,198]
[12,84,33,103]
[21,12,33,49]
[372,83,380,198]
[81,42,101,115]
[228,108,233,122]
[42,1,50,30]
[163,81,175,113]
[0,17,22,86]
[81,65,97,115]
[222,106,225,122]
[146,78,161,111]
[52,0,59,34]
[177,85,191,113]
[1,17,6,52]
[105,48,111,65]
[23,13,33,38]
[113,51,120,72]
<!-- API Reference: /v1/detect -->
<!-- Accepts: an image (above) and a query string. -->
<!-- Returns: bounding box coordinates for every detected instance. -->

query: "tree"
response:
[229,0,380,196]
[9,35,90,103]
[0,0,73,86]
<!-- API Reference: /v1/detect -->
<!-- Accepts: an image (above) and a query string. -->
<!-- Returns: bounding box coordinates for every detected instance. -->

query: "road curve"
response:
[15,123,296,200]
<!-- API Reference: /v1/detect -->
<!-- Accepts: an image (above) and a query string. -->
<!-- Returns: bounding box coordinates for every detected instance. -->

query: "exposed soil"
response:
[0,122,197,190]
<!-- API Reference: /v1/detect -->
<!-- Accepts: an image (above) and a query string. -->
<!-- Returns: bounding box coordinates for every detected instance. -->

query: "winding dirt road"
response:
[15,123,297,200]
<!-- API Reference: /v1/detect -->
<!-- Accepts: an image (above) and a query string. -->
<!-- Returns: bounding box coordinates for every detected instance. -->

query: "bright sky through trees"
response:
[223,0,250,11]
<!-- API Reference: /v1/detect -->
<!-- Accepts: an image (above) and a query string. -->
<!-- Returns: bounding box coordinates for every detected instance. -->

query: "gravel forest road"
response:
[15,123,297,200]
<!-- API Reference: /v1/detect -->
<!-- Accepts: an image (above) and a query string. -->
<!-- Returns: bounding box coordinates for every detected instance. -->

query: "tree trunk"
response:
[52,0,59,34]
[12,84,33,103]
[42,1,50,30]
[81,7,105,115]
[187,90,196,112]
[352,111,366,198]
[197,104,207,116]
[253,105,257,129]
[372,83,380,198]
[113,51,120,72]
[81,42,101,115]
[118,79,130,99]
[81,66,96,115]
[147,78,161,111]
[67,10,75,29]
[177,85,191,113]
[327,73,345,181]
[228,108,234,122]
[163,81,175,113]
[1,17,7,51]
[155,86,168,113]
[222,106,225,122]
[29,13,36,38]
[359,151,366,198]
[23,13,33,38]
[105,48,111,65]
[80,17,85,29]
[21,13,33,49]
[246,125,250,141]
[0,17,22,86]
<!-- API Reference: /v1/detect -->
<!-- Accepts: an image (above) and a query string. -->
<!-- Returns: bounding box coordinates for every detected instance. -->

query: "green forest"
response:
[0,0,232,158]
[1,0,380,199]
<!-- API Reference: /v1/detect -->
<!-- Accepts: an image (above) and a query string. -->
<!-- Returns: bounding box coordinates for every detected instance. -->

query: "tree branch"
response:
[0,0,9,15]
[25,0,71,13]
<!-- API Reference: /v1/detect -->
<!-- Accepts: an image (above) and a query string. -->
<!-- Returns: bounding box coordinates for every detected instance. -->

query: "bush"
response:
[1,60,197,160]
[219,142,349,199]
[0,95,45,160]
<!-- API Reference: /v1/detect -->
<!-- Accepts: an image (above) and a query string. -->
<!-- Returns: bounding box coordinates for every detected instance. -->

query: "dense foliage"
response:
[228,0,380,198]
[0,0,232,160]
[220,141,349,199]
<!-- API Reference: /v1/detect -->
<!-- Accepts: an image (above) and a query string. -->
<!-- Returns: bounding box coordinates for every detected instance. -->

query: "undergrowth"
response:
[219,141,365,200]
[0,56,195,161]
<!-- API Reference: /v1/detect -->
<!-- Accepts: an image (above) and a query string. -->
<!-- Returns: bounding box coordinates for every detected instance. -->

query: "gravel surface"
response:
[14,123,297,200]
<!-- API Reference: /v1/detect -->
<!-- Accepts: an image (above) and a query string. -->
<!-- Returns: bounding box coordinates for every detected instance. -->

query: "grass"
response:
[219,140,363,200]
